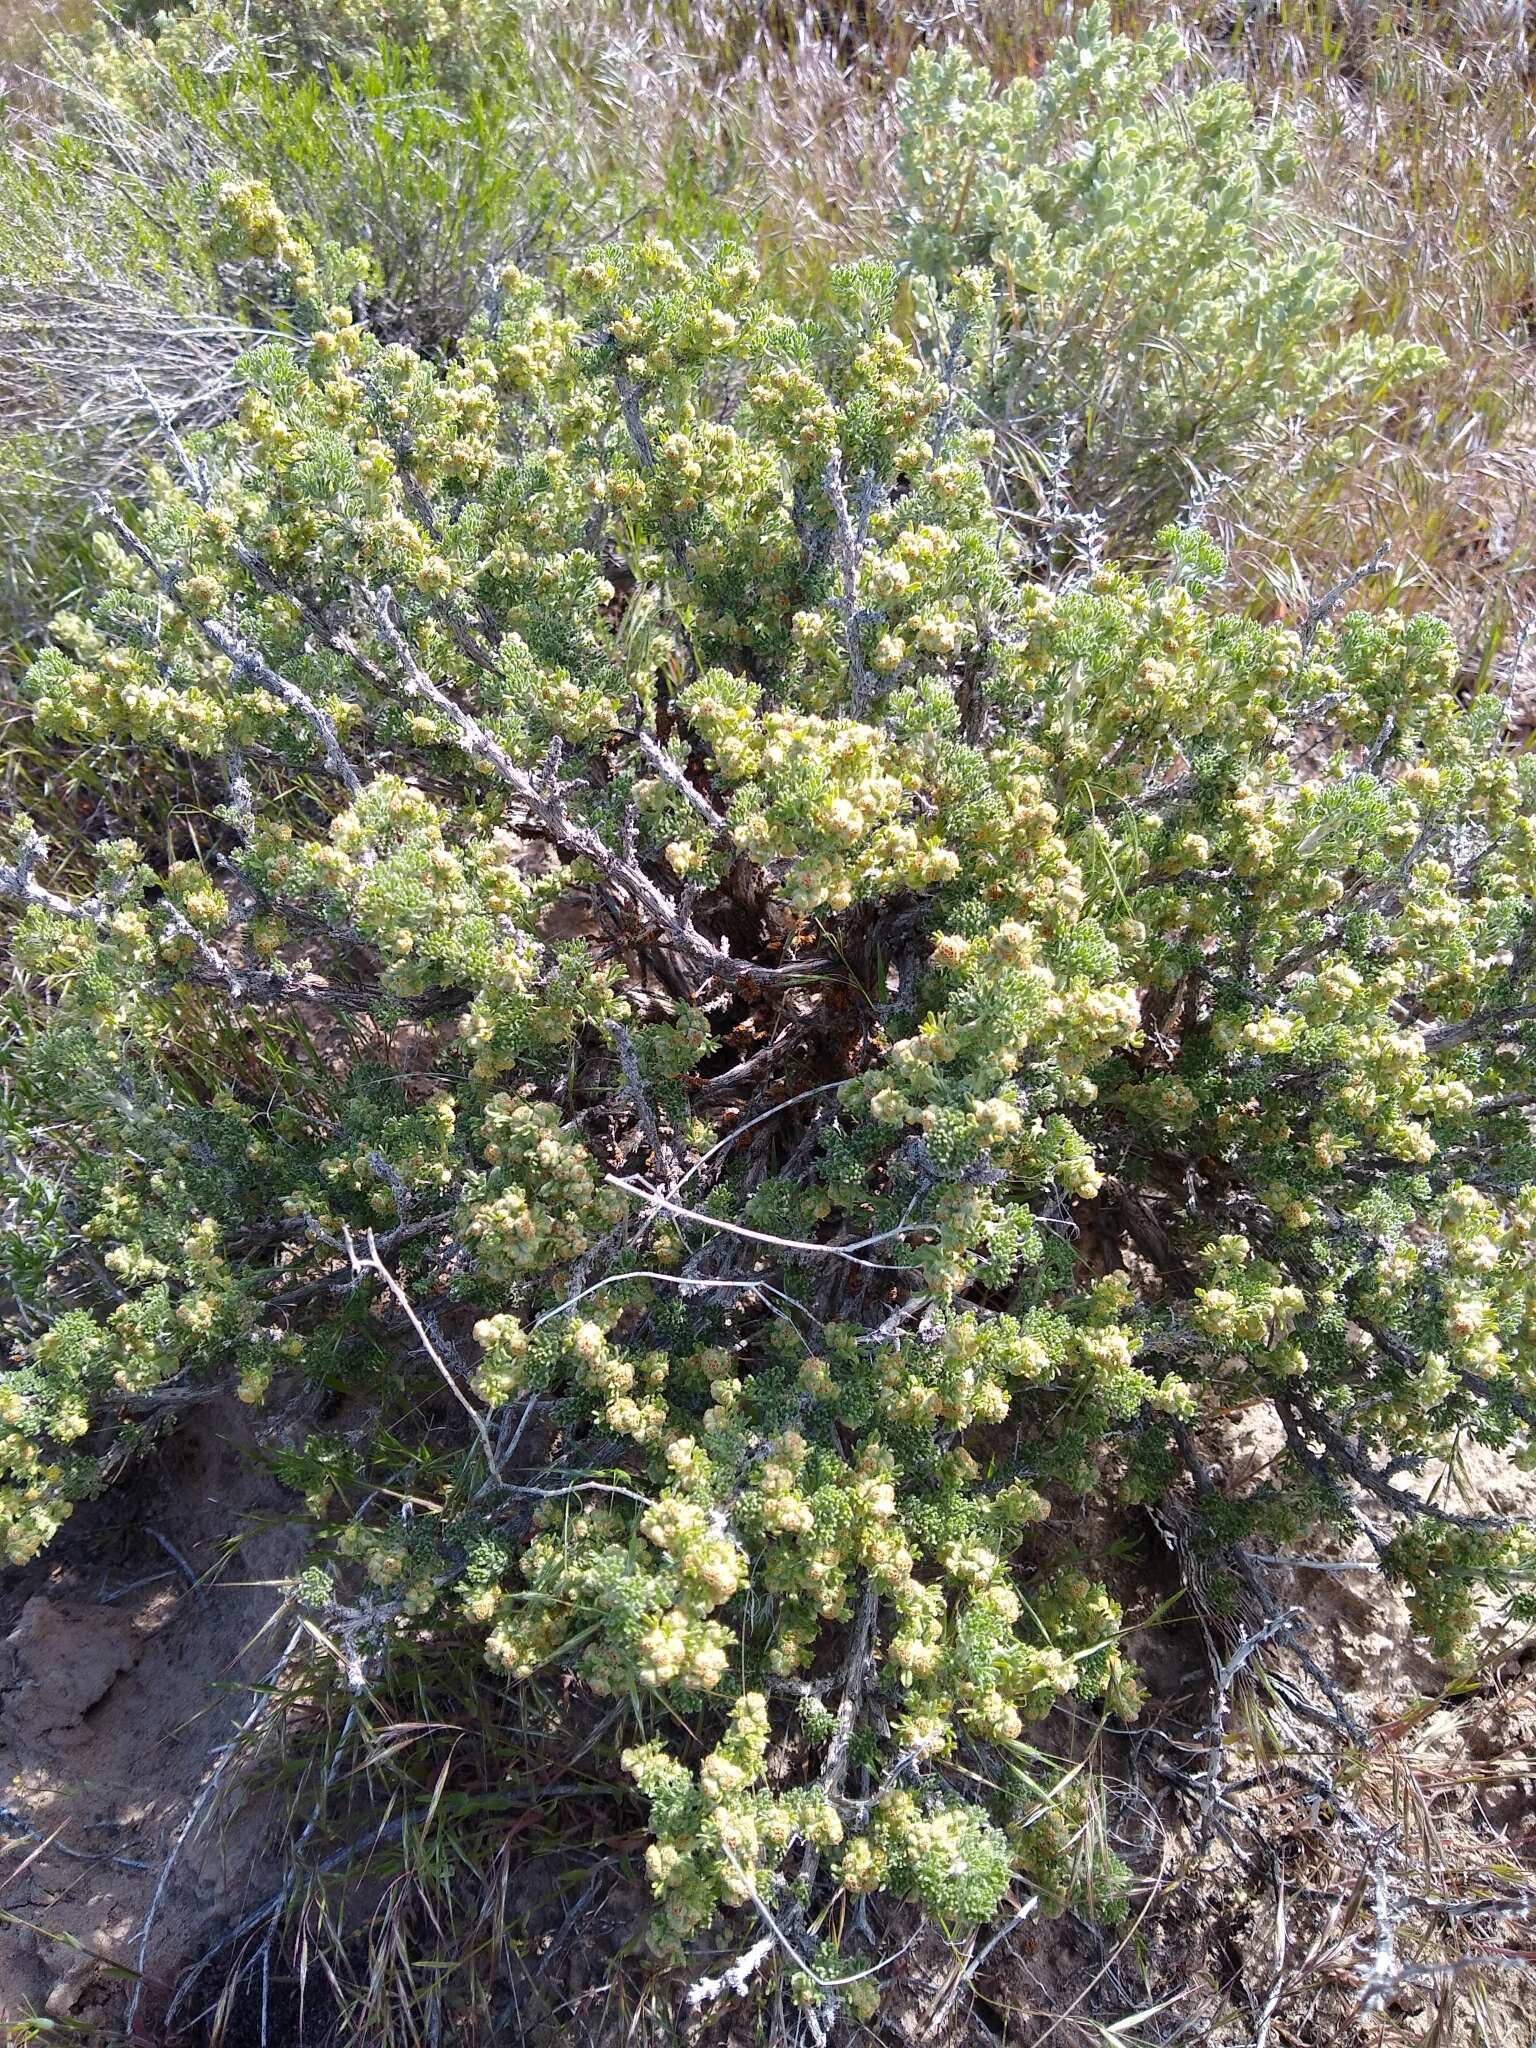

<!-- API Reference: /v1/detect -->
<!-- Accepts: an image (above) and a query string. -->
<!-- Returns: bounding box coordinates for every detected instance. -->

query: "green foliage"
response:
[3,93,1535,2037]
[1382,1520,1536,1670]
[84,8,599,347]
[0,0,637,630]
[898,6,1440,550]
[0,0,1447,643]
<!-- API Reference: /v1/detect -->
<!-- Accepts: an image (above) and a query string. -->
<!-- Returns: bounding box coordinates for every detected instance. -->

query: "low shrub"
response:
[0,0,889,641]
[4,200,1535,2027]
[897,5,1441,556]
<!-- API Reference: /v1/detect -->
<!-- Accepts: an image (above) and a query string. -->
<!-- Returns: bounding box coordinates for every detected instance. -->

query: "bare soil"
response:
[0,1398,303,2036]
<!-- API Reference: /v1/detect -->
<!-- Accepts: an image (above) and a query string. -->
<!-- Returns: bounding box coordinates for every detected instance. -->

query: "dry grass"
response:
[1207,7,1536,678]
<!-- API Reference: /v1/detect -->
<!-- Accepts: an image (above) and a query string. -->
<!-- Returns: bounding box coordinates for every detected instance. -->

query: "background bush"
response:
[899,9,1439,558]
[0,0,1458,637]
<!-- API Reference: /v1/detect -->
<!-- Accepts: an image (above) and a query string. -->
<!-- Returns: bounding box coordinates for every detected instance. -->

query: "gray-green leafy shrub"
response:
[898,5,1441,553]
[3,195,1534,2029]
[0,2,615,631]
[0,0,1444,642]
[88,12,599,348]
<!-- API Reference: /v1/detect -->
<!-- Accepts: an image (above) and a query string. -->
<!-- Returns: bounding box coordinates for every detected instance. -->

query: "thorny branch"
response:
[369,585,806,991]
[342,1224,500,1476]
[104,507,366,795]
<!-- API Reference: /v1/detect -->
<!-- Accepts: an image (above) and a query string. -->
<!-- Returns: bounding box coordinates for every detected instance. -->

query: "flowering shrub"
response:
[0,0,637,626]
[899,6,1440,549]
[0,0,1441,642]
[5,196,1536,2017]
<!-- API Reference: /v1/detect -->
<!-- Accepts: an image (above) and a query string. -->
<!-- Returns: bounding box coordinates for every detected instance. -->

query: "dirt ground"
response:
[0,1399,303,2036]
